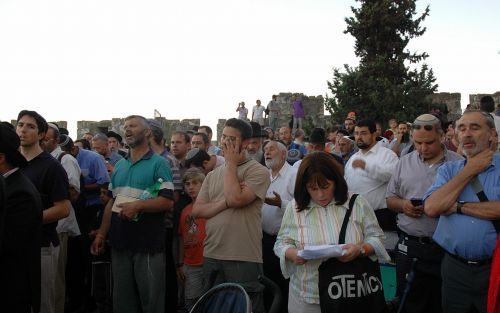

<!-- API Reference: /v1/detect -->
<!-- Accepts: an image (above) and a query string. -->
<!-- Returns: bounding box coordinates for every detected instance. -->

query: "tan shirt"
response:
[199,159,270,263]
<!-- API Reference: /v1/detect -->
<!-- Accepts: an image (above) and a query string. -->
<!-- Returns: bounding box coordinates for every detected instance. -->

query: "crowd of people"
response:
[0,94,499,313]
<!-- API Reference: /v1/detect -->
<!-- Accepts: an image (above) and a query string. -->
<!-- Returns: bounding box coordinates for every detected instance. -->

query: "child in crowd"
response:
[177,168,207,311]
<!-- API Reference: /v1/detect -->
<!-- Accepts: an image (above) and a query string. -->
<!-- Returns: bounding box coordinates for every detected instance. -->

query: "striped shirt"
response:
[274,194,389,304]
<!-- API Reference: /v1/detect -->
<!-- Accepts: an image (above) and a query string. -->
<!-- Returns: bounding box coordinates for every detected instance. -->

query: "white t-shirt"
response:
[252,105,265,121]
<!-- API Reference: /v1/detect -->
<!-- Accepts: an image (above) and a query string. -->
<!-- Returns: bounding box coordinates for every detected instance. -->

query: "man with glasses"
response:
[386,114,463,313]
[424,110,499,313]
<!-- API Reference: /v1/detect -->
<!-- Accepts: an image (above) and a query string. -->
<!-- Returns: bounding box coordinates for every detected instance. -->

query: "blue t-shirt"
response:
[109,150,174,253]
[424,154,500,260]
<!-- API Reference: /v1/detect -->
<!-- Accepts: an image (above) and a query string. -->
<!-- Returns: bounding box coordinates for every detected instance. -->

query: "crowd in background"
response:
[0,94,499,313]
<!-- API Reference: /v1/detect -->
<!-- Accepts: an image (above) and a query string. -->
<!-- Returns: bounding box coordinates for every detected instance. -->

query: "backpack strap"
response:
[57,152,67,162]
[338,194,359,244]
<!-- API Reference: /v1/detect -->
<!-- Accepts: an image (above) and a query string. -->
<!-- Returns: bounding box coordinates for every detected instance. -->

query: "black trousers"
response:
[441,253,490,313]
[395,233,444,313]
[262,232,289,313]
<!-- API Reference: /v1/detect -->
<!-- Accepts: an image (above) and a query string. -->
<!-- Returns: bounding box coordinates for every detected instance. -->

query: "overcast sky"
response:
[1,0,499,137]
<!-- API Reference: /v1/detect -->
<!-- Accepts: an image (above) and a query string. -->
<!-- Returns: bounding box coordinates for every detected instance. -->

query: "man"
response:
[0,122,43,313]
[92,133,123,167]
[107,131,127,157]
[267,95,280,131]
[338,135,356,164]
[236,101,249,121]
[479,95,500,149]
[147,119,183,313]
[185,148,219,174]
[44,123,82,313]
[191,132,225,167]
[69,129,109,311]
[171,131,191,179]
[344,117,356,136]
[390,121,412,156]
[192,118,270,313]
[16,110,71,313]
[278,126,307,163]
[91,115,174,313]
[386,114,463,313]
[294,127,343,169]
[82,132,93,143]
[291,95,304,135]
[261,140,297,313]
[198,125,222,156]
[424,110,499,313]
[252,99,265,126]
[345,119,399,247]
[247,121,267,164]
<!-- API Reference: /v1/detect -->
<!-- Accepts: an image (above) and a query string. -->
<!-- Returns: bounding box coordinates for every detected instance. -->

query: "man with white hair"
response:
[261,140,297,313]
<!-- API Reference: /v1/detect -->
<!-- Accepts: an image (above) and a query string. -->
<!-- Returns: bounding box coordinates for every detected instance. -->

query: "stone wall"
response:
[469,92,500,109]
[77,118,200,143]
[217,92,325,142]
[428,92,462,121]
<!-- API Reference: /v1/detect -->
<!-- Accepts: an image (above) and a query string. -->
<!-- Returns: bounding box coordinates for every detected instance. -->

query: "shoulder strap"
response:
[470,177,499,233]
[57,152,67,162]
[338,194,358,244]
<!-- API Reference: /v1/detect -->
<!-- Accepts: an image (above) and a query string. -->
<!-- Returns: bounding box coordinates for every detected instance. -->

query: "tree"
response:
[325,0,438,126]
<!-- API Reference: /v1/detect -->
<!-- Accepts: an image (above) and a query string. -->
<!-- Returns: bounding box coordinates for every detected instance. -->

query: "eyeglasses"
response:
[412,124,441,131]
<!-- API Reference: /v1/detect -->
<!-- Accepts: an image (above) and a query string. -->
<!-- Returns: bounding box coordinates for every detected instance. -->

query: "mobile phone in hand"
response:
[410,198,423,206]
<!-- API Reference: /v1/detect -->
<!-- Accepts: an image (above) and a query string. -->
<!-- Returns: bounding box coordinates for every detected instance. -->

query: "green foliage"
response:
[326,0,438,127]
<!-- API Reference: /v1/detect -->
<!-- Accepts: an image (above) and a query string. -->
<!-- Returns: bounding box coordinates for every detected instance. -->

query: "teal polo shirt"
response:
[109,149,174,253]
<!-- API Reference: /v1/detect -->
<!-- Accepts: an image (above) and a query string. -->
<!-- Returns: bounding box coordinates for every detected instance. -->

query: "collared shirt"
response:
[51,146,81,193]
[105,151,123,166]
[345,144,398,210]
[274,195,389,304]
[76,148,110,206]
[262,162,297,235]
[51,146,82,237]
[267,100,280,118]
[424,154,500,260]
[109,149,174,252]
[386,149,463,237]
[159,149,183,192]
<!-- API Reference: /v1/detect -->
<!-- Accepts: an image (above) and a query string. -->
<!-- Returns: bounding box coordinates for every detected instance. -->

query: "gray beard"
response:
[265,158,280,169]
[246,150,263,162]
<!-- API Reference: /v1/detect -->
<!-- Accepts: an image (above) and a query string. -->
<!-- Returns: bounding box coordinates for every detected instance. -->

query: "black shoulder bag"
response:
[318,194,387,313]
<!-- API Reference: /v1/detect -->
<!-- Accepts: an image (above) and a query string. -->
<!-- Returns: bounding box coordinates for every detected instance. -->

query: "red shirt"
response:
[179,203,206,266]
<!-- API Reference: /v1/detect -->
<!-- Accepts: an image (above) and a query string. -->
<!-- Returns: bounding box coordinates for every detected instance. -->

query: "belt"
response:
[447,252,492,266]
[399,230,434,244]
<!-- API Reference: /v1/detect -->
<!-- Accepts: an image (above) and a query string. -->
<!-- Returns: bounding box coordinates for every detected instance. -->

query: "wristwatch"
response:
[456,201,466,214]
[359,245,366,257]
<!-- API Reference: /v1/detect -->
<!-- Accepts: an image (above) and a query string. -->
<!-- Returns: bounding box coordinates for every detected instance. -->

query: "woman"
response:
[274,152,389,313]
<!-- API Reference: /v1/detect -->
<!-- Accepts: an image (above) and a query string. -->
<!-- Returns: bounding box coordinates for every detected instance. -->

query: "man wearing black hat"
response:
[247,121,268,165]
[16,110,71,313]
[292,127,344,169]
[0,122,43,313]
[106,131,127,157]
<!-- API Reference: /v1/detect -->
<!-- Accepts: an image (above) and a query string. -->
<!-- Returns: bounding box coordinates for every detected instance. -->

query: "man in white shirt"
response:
[345,119,399,248]
[261,140,297,313]
[252,99,266,126]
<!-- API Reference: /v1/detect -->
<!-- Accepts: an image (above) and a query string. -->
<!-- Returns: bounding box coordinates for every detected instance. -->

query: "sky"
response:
[1,0,499,138]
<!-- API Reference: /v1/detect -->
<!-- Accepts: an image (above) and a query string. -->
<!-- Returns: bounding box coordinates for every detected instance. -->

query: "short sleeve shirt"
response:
[21,151,70,247]
[198,159,270,263]
[179,203,206,266]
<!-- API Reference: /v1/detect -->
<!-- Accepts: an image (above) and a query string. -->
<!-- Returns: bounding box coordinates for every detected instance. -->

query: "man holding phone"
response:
[386,114,462,313]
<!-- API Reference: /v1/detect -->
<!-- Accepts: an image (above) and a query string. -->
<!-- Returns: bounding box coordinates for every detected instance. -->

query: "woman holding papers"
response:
[274,152,389,313]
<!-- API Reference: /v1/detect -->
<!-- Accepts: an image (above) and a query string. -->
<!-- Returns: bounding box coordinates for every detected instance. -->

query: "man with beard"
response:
[390,121,411,156]
[192,118,270,313]
[345,119,399,247]
[246,122,267,165]
[91,115,174,313]
[424,110,499,313]
[261,140,297,313]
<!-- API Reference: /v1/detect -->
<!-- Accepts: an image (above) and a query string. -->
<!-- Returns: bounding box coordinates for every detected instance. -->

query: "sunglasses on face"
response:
[412,124,440,131]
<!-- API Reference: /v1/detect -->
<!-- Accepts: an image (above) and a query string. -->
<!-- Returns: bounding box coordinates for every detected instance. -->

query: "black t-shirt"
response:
[21,151,69,247]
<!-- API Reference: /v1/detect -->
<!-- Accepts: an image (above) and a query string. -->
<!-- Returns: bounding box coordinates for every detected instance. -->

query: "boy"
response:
[178,168,206,311]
